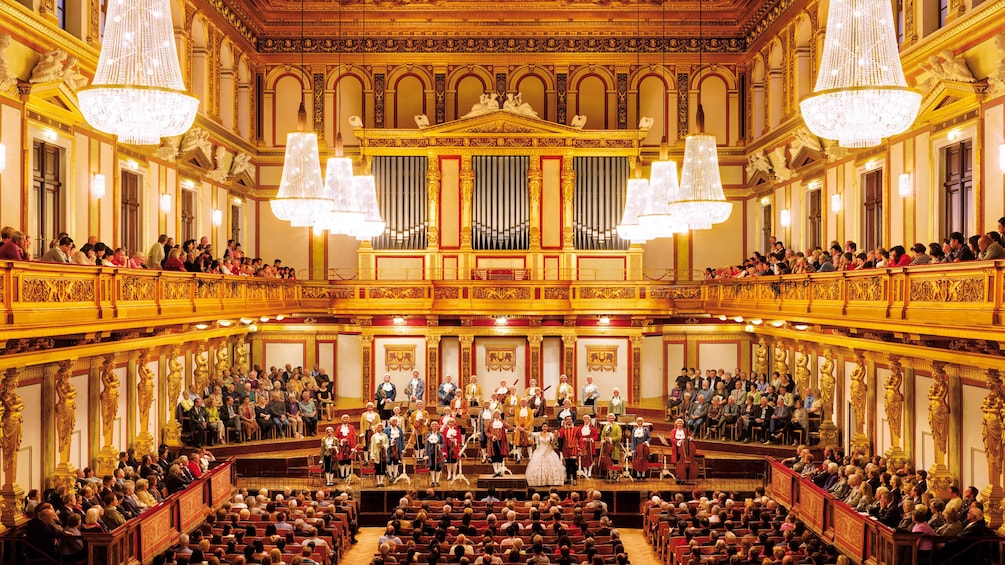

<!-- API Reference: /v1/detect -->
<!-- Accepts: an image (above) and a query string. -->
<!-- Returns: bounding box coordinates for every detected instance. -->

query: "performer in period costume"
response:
[375,374,397,421]
[578,415,598,478]
[599,413,623,480]
[320,426,339,486]
[370,427,389,486]
[669,418,698,483]
[479,395,501,462]
[409,401,430,462]
[334,415,358,482]
[425,420,445,486]
[608,387,626,417]
[582,375,599,407]
[505,386,520,417]
[360,402,382,462]
[556,399,577,427]
[556,374,575,408]
[526,379,541,400]
[630,417,651,479]
[404,370,425,403]
[384,417,406,481]
[512,397,535,463]
[525,423,564,487]
[465,375,482,407]
[494,380,510,398]
[487,410,512,477]
[557,416,581,485]
[443,417,464,482]
[530,388,547,418]
[438,375,458,406]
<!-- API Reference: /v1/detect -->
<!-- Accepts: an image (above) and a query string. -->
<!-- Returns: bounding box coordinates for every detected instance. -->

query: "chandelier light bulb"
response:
[314,157,363,233]
[800,0,920,148]
[78,0,198,144]
[350,174,387,240]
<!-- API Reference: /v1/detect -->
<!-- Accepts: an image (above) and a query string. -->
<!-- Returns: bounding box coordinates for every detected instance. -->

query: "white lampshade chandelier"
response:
[616,177,652,243]
[799,0,921,148]
[79,0,198,145]
[640,160,693,235]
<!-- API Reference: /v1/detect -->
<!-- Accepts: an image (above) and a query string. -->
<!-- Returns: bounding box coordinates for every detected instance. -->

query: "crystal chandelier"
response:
[670,0,732,227]
[616,177,651,243]
[315,156,363,234]
[800,0,921,148]
[350,175,386,240]
[640,160,692,236]
[270,0,329,225]
[78,0,198,145]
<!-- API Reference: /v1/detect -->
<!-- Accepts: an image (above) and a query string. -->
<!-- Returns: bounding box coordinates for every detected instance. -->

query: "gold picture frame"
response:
[485,348,516,372]
[385,345,416,372]
[586,346,617,372]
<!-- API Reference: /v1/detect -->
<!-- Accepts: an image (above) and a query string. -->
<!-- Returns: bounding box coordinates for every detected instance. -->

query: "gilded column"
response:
[96,355,121,476]
[793,344,810,395]
[459,335,474,386]
[754,337,769,376]
[459,156,474,250]
[980,369,1005,529]
[848,351,871,456]
[164,346,184,448]
[52,360,78,493]
[361,334,374,403]
[194,343,210,396]
[561,156,575,251]
[883,356,908,470]
[0,368,26,527]
[928,361,953,497]
[427,156,441,250]
[528,157,543,251]
[427,335,441,393]
[135,350,156,457]
[817,348,839,446]
[630,335,643,402]
[562,336,577,391]
[87,0,102,47]
[528,336,543,387]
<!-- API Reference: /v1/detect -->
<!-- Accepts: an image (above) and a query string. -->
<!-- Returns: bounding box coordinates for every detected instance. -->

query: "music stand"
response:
[451,433,472,486]
[343,448,362,487]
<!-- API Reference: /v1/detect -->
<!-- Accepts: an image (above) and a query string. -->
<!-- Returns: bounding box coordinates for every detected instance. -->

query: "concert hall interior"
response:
[1,0,1005,564]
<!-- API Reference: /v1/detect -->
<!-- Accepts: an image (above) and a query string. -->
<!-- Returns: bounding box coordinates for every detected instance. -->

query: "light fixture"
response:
[125,159,139,171]
[807,179,822,191]
[898,173,912,198]
[260,316,270,322]
[779,209,791,227]
[640,160,693,235]
[43,129,57,142]
[271,0,329,225]
[160,194,172,214]
[831,193,842,213]
[759,196,771,206]
[744,324,754,332]
[948,129,962,141]
[495,316,509,326]
[999,143,1005,171]
[181,179,196,190]
[800,0,920,147]
[598,316,611,326]
[350,174,386,240]
[91,173,106,199]
[865,159,881,171]
[212,209,223,227]
[750,318,763,325]
[78,0,197,144]
[218,320,233,327]
[392,316,405,325]
[617,177,652,243]
[276,315,286,321]
[315,157,361,232]
[733,316,744,323]
[240,318,254,325]
[194,323,209,330]
[717,315,728,321]
[0,143,6,173]
[248,324,259,332]
[770,320,785,328]
[794,324,809,331]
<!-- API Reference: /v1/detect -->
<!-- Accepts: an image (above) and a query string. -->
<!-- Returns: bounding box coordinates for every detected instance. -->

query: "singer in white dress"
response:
[525,424,565,487]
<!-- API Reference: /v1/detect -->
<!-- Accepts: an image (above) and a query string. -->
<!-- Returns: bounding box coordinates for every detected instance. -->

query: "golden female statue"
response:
[754,340,768,375]
[818,355,835,414]
[848,360,867,434]
[981,374,1004,482]
[794,351,811,394]
[54,363,77,464]
[99,357,119,445]
[884,361,904,444]
[1,370,22,483]
[194,348,210,395]
[167,350,183,409]
[215,345,230,376]
[137,354,155,434]
[928,370,950,458]
[774,346,788,376]
[234,340,248,376]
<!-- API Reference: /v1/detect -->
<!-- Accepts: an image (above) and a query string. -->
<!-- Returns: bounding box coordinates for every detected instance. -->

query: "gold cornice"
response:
[0,2,100,73]
[900,0,1005,74]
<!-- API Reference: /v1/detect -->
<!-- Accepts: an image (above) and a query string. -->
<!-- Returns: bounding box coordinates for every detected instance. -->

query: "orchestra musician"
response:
[443,417,464,482]
[505,386,520,417]
[409,400,430,462]
[438,375,458,407]
[449,391,469,419]
[578,415,598,479]
[669,418,698,484]
[526,378,541,400]
[425,420,445,486]
[512,397,535,463]
[320,426,339,486]
[404,370,425,403]
[487,410,513,477]
[465,375,482,407]
[384,417,406,481]
[530,388,547,417]
[478,396,497,463]
[599,413,623,480]
[359,402,382,462]
[370,426,389,487]
[556,374,575,408]
[334,415,357,482]
[630,417,651,479]
[582,375,599,407]
[557,415,581,485]
[494,380,510,398]
[608,387,626,417]
[556,399,577,427]
[375,374,397,421]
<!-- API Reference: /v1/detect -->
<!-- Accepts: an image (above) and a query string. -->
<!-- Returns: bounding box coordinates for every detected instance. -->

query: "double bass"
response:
[633,440,650,477]
[598,437,615,479]
[670,419,699,483]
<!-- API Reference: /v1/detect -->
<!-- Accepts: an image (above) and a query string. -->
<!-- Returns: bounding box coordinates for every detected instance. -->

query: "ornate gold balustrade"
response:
[2,261,1003,342]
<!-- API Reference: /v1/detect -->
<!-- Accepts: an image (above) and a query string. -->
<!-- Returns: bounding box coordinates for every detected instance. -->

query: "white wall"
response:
[576,337,629,402]
[264,343,307,372]
[697,342,739,373]
[542,338,562,401]
[914,375,934,471]
[962,382,988,490]
[474,337,528,393]
[373,336,427,395]
[69,373,89,473]
[337,334,363,403]
[640,336,664,402]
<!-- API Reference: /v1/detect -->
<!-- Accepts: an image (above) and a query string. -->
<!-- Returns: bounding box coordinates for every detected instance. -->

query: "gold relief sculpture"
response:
[369,287,425,299]
[331,286,356,299]
[162,281,190,300]
[472,287,531,300]
[54,361,76,467]
[818,354,835,413]
[981,370,1004,490]
[754,338,769,376]
[1,369,22,486]
[910,277,985,303]
[99,357,119,448]
[811,281,841,301]
[121,277,156,301]
[485,348,516,372]
[234,339,248,377]
[848,353,870,455]
[543,287,570,300]
[195,280,219,299]
[21,278,95,302]
[884,359,905,445]
[164,347,184,447]
[301,286,333,299]
[385,345,416,372]
[586,346,618,372]
[135,351,156,456]
[928,365,950,460]
[215,344,230,377]
[650,286,702,300]
[194,347,210,396]
[774,345,788,376]
[794,349,811,394]
[848,278,886,302]
[433,287,460,299]
[579,287,635,300]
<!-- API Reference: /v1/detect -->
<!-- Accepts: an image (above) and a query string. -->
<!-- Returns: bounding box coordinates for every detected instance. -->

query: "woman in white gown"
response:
[525,423,565,487]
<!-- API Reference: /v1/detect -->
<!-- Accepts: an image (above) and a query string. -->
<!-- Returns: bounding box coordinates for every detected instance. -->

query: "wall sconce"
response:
[181,179,196,189]
[0,142,6,173]
[212,209,223,226]
[831,193,842,213]
[495,316,509,326]
[948,129,961,141]
[759,196,771,206]
[898,173,912,198]
[806,179,822,191]
[598,316,611,326]
[392,316,406,325]
[779,209,791,227]
[159,193,172,214]
[125,159,139,171]
[999,143,1005,171]
[91,173,106,199]
[865,159,881,171]
[43,129,57,142]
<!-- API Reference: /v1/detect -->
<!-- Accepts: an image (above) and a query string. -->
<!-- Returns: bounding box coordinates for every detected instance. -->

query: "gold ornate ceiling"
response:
[207,0,793,54]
